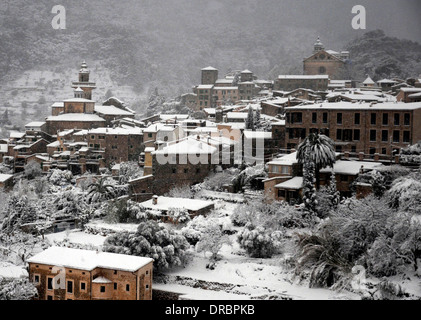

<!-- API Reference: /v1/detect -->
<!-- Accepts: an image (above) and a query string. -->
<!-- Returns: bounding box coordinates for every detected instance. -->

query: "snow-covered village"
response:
[1,1,421,307]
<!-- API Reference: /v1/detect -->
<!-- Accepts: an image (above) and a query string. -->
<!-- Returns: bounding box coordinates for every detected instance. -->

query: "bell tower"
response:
[313,37,325,54]
[72,61,97,100]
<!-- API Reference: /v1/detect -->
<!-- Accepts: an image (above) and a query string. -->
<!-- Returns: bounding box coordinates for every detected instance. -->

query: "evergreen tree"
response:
[254,107,261,128]
[326,170,340,209]
[302,140,318,214]
[245,105,255,130]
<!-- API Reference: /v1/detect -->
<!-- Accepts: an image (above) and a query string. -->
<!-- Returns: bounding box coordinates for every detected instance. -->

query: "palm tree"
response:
[297,133,336,189]
[87,177,116,203]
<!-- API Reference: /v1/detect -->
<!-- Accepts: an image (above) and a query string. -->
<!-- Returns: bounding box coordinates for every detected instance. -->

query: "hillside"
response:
[346,30,421,81]
[1,1,421,119]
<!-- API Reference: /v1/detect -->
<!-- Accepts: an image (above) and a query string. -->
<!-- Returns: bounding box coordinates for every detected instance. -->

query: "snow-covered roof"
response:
[278,75,329,80]
[0,174,13,183]
[197,85,214,90]
[88,127,143,135]
[362,76,375,85]
[95,105,135,116]
[275,177,303,190]
[51,102,64,108]
[400,88,421,93]
[10,131,26,139]
[214,86,238,90]
[46,113,106,122]
[202,66,217,71]
[27,247,153,272]
[268,152,298,166]
[409,92,421,98]
[226,112,248,119]
[241,69,253,74]
[140,196,214,212]
[152,138,217,155]
[63,98,95,103]
[320,160,384,175]
[377,79,398,84]
[286,101,421,111]
[92,277,113,284]
[47,141,61,148]
[144,123,175,133]
[243,131,272,140]
[160,114,190,121]
[25,121,46,128]
[215,79,234,84]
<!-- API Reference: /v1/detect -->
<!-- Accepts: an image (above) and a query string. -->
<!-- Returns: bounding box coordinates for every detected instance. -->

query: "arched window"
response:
[319,66,326,74]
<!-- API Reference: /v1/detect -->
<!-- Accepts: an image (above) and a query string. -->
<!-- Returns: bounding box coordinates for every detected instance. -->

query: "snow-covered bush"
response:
[166,185,194,199]
[386,176,421,212]
[118,162,143,185]
[23,161,43,180]
[48,169,73,186]
[167,207,191,224]
[237,223,282,258]
[195,220,231,261]
[181,215,209,245]
[103,220,190,270]
[294,196,421,288]
[0,278,37,300]
[1,195,37,232]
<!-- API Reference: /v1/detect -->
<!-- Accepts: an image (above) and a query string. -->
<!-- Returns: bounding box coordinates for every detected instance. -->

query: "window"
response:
[126,284,130,292]
[148,133,153,138]
[100,286,106,293]
[336,129,342,141]
[383,113,389,126]
[336,146,342,153]
[394,113,400,126]
[34,274,40,284]
[281,166,289,174]
[382,130,388,142]
[337,113,342,125]
[353,129,360,141]
[91,135,95,139]
[114,283,117,290]
[172,168,177,174]
[404,113,410,126]
[340,175,348,182]
[393,130,400,143]
[319,66,326,74]
[196,168,201,174]
[351,146,357,153]
[67,280,73,294]
[184,168,188,174]
[403,131,410,143]
[322,112,328,124]
[370,130,377,142]
[371,113,377,125]
[312,112,317,124]
[47,295,53,300]
[354,113,360,125]
[369,147,376,155]
[47,277,53,290]
[146,284,150,290]
[382,148,387,155]
[291,112,303,124]
[80,282,87,292]
[343,129,353,142]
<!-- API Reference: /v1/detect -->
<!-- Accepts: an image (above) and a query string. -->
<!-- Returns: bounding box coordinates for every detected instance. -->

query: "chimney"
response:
[152,195,158,205]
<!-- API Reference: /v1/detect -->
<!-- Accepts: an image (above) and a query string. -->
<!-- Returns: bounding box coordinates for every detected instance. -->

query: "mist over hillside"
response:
[1,0,420,111]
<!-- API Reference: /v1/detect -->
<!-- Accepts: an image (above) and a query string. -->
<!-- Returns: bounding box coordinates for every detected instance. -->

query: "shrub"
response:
[237,223,282,258]
[103,220,190,270]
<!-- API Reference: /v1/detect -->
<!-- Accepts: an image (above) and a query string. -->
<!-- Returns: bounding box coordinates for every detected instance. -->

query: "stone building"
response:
[274,75,329,92]
[284,101,421,157]
[28,246,153,300]
[303,37,350,80]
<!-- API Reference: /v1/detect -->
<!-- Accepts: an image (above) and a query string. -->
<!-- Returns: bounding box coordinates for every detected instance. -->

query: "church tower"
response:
[313,37,325,54]
[72,61,97,100]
